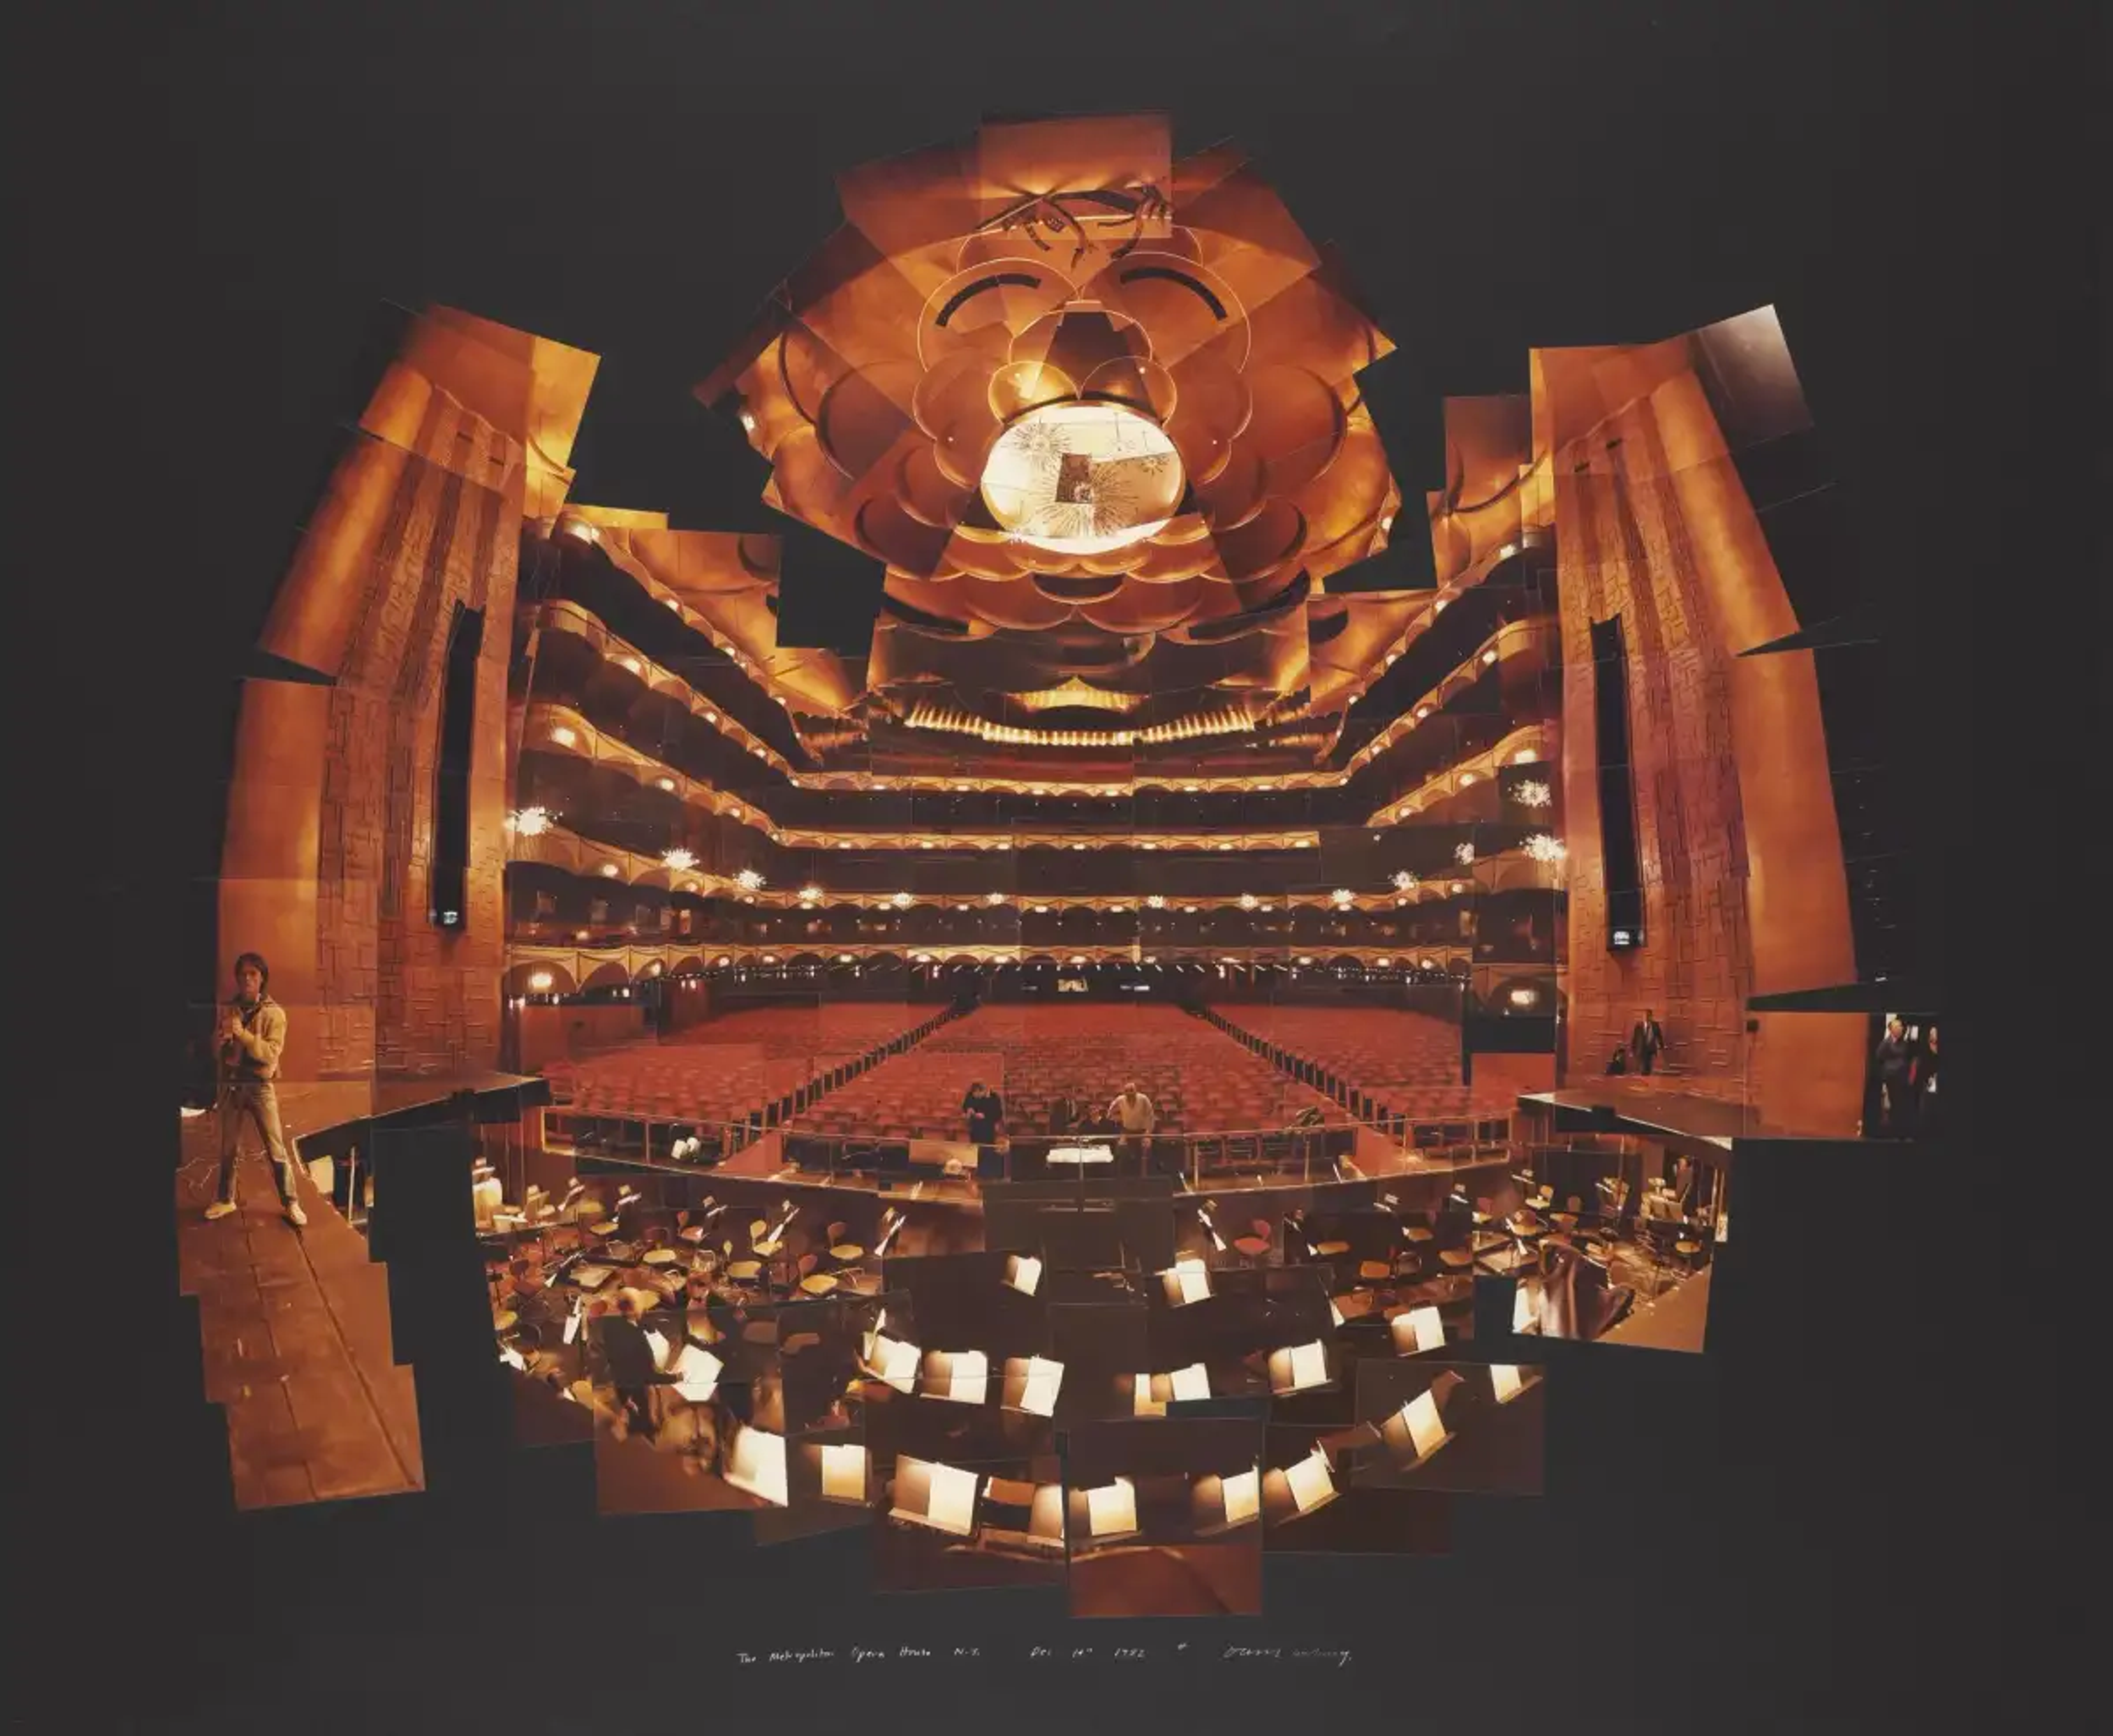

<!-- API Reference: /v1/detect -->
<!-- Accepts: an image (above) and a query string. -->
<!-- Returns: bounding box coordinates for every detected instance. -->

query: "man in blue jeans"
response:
[205,951,307,1228]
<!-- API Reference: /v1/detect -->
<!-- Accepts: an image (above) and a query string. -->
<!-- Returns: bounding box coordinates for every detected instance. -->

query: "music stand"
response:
[1047,1143,1114,1211]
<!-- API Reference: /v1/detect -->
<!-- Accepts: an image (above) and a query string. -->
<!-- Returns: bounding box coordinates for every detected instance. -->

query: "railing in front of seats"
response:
[532,1105,1514,1197]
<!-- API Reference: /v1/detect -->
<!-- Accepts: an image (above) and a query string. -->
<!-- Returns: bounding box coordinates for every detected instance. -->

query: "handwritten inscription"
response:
[735,1642,1350,1668]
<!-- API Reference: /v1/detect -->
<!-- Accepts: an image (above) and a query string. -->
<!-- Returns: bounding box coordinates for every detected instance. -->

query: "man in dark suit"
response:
[1629,1010,1666,1077]
[598,1293,678,1440]
[1047,1092,1085,1136]
[1913,1025,1940,1137]
[1874,1016,1915,1135]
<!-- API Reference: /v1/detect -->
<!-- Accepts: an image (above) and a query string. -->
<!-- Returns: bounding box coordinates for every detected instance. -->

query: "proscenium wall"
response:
[1539,315,1863,1136]
[217,310,596,1082]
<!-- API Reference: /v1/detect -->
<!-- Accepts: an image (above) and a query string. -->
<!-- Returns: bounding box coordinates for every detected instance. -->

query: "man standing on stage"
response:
[1874,1015,1915,1136]
[1629,1009,1666,1078]
[1107,1080,1156,1175]
[204,951,307,1227]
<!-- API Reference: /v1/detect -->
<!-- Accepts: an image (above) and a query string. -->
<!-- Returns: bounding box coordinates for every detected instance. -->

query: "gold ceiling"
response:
[696,116,1415,743]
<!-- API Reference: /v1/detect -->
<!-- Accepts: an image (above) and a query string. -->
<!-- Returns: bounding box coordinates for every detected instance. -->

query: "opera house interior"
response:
[177,116,1936,1612]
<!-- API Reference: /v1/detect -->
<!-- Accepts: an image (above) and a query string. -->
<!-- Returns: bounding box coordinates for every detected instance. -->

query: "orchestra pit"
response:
[178,118,1923,1604]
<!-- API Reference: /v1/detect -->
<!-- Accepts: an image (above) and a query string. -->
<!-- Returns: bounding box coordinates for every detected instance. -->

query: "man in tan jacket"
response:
[205,951,307,1227]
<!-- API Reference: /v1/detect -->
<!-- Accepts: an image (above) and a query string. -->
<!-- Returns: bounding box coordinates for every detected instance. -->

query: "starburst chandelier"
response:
[890,891,912,908]
[735,868,766,892]
[1238,893,1260,911]
[1392,870,1420,893]
[1454,842,1476,867]
[1524,833,1568,864]
[1515,780,1553,808]
[661,847,698,873]
[507,806,553,837]
[1146,895,1167,909]
[798,885,823,905]
[1330,889,1356,909]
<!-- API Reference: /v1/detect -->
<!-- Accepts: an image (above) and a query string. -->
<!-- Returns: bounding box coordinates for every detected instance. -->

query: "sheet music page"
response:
[673,1345,724,1401]
[1285,1450,1334,1512]
[1221,1467,1261,1526]
[819,1442,867,1502]
[927,1463,978,1535]
[945,1349,989,1404]
[1017,1355,1063,1416]
[1087,1480,1138,1537]
[1409,1306,1444,1352]
[1404,1389,1446,1459]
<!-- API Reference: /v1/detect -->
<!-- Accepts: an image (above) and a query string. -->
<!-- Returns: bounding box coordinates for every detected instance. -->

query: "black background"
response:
[10,0,2083,1726]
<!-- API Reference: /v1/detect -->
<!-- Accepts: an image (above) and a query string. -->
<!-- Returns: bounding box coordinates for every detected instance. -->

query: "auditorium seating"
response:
[790,1004,1346,1141]
[1205,1004,1505,1127]
[540,1004,937,1129]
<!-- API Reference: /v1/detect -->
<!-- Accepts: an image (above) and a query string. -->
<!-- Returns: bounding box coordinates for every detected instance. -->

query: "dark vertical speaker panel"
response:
[1589,615,1645,950]
[430,601,485,932]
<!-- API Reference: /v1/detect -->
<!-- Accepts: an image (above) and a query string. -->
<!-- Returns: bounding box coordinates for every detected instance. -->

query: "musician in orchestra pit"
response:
[204,952,306,1228]
[599,1291,678,1441]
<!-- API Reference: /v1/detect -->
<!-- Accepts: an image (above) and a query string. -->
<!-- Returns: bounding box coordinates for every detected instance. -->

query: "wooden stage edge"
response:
[176,1108,425,1513]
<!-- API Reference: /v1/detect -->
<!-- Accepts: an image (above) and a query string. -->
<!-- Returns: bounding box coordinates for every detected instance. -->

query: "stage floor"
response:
[176,1108,425,1510]
[1518,1081,1809,1147]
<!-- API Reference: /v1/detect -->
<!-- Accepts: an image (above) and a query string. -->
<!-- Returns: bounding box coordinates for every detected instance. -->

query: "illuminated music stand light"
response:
[1001,1355,1065,1417]
[1283,1447,1339,1516]
[1513,1279,1541,1335]
[725,1423,790,1507]
[926,1349,989,1405]
[889,1455,981,1537]
[819,1442,870,1504]
[1220,1467,1261,1528]
[864,1333,921,1394]
[1269,1339,1331,1395]
[1005,1254,1043,1296]
[1086,1477,1141,1542]
[1390,1305,1446,1355]
[1490,1363,1541,1405]
[1160,1257,1212,1305]
[1380,1388,1455,1469]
